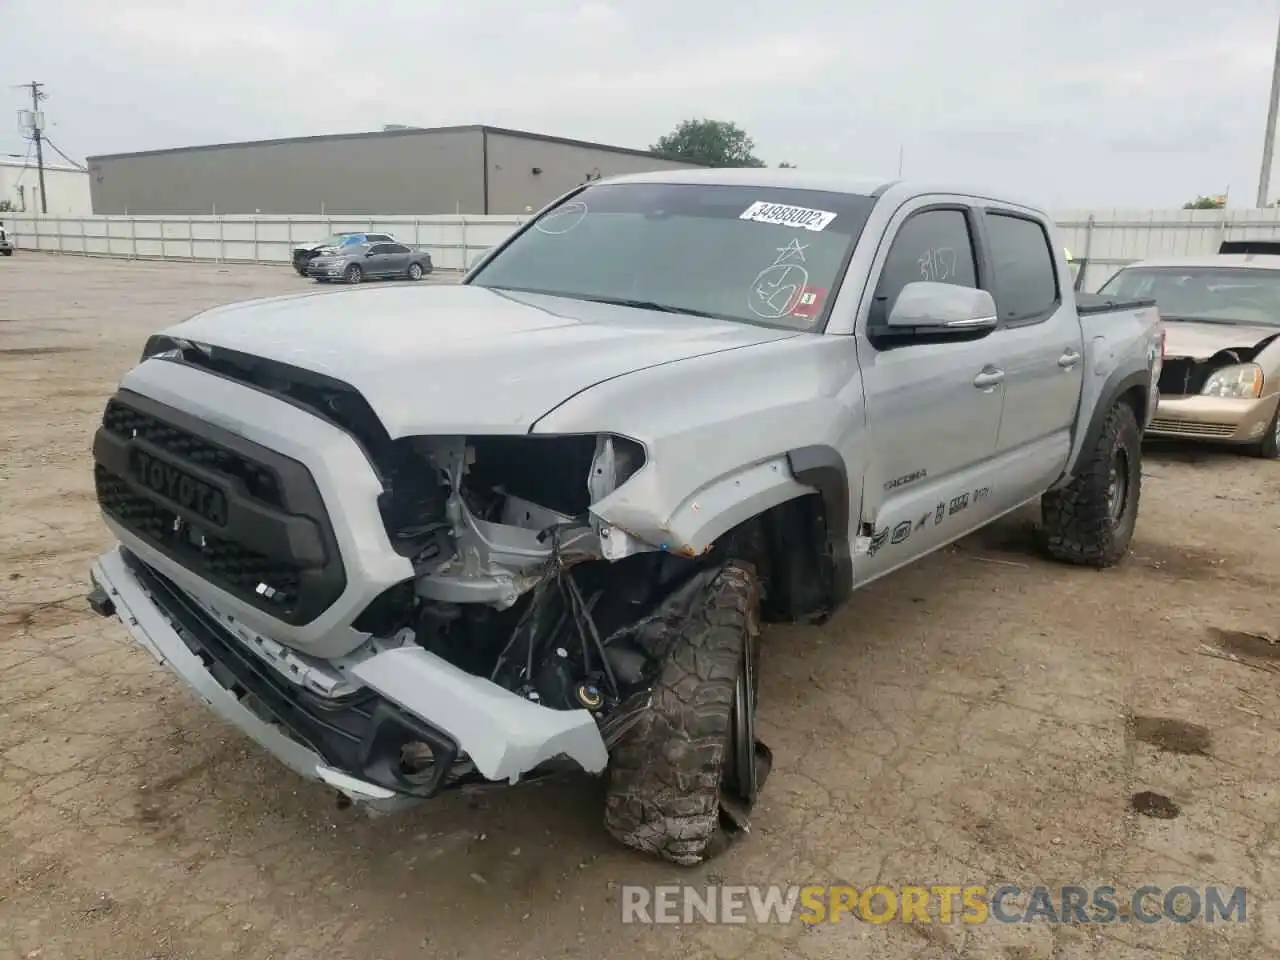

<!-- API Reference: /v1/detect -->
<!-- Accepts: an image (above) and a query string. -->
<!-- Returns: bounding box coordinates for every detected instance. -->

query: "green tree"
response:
[1183,195,1226,209]
[651,119,767,168]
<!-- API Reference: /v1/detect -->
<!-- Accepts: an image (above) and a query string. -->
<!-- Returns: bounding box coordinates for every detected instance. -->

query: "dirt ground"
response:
[2,253,1279,960]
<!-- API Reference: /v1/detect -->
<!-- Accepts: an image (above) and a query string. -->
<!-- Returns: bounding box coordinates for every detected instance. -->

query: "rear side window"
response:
[984,213,1059,323]
[388,243,410,254]
[871,209,978,326]
[368,234,391,242]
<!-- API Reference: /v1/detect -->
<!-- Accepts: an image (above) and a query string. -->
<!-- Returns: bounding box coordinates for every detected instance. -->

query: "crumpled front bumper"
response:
[90,546,610,811]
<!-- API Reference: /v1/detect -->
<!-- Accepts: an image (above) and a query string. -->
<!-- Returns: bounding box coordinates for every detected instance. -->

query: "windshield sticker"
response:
[534,200,589,235]
[789,286,826,319]
[739,201,838,232]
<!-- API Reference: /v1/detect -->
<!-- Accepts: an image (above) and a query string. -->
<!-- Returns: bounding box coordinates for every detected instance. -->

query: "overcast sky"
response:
[2,0,1278,209]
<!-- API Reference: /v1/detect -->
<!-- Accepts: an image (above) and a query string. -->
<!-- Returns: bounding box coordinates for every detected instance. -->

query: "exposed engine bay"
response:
[358,432,748,728]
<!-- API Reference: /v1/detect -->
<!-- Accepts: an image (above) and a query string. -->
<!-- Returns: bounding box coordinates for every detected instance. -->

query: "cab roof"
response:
[596,167,1050,217]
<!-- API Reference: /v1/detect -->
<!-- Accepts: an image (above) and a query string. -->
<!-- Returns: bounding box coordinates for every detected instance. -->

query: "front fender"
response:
[530,335,866,559]
[602,456,817,557]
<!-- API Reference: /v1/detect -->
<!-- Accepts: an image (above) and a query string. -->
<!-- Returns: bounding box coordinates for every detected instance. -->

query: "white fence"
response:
[8,207,1280,288]
[1053,207,1280,290]
[3,214,525,272]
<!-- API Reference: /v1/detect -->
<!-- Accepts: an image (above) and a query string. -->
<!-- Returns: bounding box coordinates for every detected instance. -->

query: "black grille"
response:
[1159,358,1211,397]
[93,391,347,626]
[95,466,302,612]
[102,400,283,507]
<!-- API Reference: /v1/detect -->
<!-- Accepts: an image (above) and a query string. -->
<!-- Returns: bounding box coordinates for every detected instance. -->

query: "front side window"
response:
[467,181,878,331]
[1099,266,1280,327]
[870,209,978,328]
[984,212,1058,323]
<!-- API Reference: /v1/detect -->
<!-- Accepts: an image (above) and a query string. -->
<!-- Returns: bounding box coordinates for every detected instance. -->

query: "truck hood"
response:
[1162,319,1280,360]
[162,285,798,436]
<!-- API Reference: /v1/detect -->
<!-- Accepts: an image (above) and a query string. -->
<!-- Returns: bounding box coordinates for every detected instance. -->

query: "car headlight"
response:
[1202,363,1263,399]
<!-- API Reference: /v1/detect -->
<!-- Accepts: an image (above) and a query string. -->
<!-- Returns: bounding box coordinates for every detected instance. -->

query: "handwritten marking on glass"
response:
[775,238,809,263]
[747,239,814,319]
[917,247,958,282]
[534,201,589,235]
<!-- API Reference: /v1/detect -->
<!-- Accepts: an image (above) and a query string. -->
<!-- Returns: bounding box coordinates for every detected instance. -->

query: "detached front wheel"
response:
[1042,400,1142,567]
[603,561,765,866]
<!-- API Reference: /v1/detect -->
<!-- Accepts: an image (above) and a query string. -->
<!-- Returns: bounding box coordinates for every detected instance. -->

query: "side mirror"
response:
[365,250,376,257]
[886,282,998,337]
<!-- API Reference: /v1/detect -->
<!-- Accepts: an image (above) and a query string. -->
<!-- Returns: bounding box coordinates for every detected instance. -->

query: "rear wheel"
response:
[344,264,363,284]
[407,262,424,281]
[1246,404,1280,459]
[1042,401,1142,567]
[603,561,765,866]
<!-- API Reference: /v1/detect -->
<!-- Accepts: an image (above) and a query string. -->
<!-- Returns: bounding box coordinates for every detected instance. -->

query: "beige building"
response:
[86,125,704,216]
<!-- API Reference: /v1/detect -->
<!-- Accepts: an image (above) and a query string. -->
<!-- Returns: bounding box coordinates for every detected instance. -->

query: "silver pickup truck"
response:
[87,170,1164,866]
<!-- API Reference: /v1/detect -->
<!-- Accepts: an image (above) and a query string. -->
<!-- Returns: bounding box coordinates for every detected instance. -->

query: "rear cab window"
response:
[467,181,878,331]
[982,212,1060,324]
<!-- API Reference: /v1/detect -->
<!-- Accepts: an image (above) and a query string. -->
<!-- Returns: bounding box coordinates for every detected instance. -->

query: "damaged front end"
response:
[356,429,759,777]
[90,410,768,823]
[1151,330,1280,443]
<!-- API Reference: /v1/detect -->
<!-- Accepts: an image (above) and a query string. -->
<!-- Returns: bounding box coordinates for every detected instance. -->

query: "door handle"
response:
[1058,348,1081,369]
[972,367,1005,389]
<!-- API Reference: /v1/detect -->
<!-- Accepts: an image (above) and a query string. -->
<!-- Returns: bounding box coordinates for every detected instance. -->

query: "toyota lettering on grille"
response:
[127,447,229,527]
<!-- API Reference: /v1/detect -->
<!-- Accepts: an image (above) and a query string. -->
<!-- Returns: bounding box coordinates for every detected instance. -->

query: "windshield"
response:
[466,181,877,330]
[1098,266,1280,327]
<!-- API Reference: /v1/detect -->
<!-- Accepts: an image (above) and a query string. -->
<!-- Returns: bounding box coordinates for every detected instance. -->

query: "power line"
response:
[42,136,85,171]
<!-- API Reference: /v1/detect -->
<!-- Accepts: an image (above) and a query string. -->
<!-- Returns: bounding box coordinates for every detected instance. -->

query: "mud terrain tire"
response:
[603,561,761,866]
[1042,400,1141,567]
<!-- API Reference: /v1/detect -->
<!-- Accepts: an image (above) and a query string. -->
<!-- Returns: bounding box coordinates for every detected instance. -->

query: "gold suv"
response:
[1097,254,1280,458]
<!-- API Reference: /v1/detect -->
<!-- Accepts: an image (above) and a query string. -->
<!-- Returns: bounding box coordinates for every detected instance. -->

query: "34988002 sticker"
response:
[739,201,838,232]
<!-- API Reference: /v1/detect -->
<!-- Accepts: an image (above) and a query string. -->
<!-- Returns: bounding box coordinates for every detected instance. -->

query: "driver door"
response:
[363,243,393,277]
[853,201,1007,582]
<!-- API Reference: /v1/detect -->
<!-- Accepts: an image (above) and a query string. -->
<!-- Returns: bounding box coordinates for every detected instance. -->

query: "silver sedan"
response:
[305,241,433,284]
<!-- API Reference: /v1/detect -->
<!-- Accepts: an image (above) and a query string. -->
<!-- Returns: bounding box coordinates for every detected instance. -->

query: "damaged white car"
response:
[88,170,1162,865]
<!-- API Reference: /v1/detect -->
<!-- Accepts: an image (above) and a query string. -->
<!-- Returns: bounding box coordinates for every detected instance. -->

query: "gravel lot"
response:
[2,253,1279,960]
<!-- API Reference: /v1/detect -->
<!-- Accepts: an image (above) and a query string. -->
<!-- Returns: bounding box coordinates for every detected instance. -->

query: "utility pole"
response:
[1256,17,1280,208]
[17,81,47,213]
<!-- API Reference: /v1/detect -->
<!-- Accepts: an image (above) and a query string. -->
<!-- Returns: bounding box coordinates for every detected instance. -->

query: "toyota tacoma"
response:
[87,170,1164,866]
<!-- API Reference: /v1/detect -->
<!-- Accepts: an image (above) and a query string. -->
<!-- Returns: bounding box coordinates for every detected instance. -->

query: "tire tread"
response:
[602,562,760,866]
